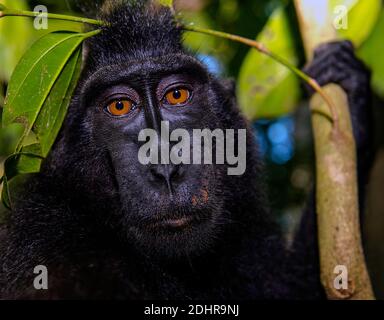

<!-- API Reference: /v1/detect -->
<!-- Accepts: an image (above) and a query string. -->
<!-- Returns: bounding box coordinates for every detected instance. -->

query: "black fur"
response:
[0,1,372,299]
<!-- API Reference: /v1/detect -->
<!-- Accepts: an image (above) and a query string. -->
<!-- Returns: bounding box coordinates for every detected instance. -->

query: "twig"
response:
[0,5,102,25]
[183,23,338,125]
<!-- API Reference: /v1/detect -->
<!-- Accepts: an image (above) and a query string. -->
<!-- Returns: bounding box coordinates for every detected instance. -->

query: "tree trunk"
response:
[294,0,374,300]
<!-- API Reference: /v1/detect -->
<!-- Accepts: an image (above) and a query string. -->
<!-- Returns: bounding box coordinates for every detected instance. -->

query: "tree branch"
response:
[0,4,102,25]
[294,0,374,300]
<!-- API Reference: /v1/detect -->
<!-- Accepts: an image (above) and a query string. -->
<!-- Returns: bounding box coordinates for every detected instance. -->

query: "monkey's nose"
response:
[149,164,181,196]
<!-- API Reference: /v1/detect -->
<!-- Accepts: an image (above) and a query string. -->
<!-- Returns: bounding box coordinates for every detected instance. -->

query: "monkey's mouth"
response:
[130,205,220,257]
[152,216,193,230]
[144,212,211,232]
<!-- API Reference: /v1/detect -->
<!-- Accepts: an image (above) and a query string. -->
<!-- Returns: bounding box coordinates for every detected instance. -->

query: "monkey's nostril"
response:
[149,164,182,195]
[170,163,182,180]
[150,167,164,180]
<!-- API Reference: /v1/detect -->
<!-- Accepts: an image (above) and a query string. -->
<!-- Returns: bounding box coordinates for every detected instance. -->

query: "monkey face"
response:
[78,54,237,258]
[58,2,254,260]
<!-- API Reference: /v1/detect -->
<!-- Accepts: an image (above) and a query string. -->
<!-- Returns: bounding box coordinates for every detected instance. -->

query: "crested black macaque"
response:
[0,1,373,299]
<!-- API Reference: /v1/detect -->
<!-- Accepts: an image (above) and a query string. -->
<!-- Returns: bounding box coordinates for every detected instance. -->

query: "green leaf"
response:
[330,0,382,47]
[0,0,31,81]
[3,144,42,181]
[1,143,43,209]
[357,9,384,98]
[33,48,82,157]
[31,17,85,37]
[0,29,99,208]
[14,144,43,175]
[158,0,173,8]
[1,174,10,209]
[2,31,88,152]
[0,123,24,156]
[0,3,6,11]
[237,7,299,120]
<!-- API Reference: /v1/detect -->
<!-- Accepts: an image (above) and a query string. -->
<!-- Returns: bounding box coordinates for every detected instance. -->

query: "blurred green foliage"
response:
[0,0,30,82]
[238,7,299,119]
[331,0,382,46]
[358,9,384,97]
[180,0,384,119]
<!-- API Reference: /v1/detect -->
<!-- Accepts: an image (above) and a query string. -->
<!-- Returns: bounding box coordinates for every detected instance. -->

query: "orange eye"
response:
[165,88,190,106]
[107,100,133,116]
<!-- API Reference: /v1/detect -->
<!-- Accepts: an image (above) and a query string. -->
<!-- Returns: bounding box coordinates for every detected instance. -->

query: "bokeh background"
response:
[1,0,384,298]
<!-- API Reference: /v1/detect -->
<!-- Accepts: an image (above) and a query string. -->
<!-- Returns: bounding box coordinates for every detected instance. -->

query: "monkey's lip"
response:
[148,216,196,230]
[158,216,193,229]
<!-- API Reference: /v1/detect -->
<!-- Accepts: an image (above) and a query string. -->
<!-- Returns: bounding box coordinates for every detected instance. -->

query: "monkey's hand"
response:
[303,40,372,152]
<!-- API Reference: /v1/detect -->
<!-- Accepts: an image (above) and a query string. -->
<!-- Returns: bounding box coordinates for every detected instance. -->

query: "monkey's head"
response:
[49,1,262,259]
